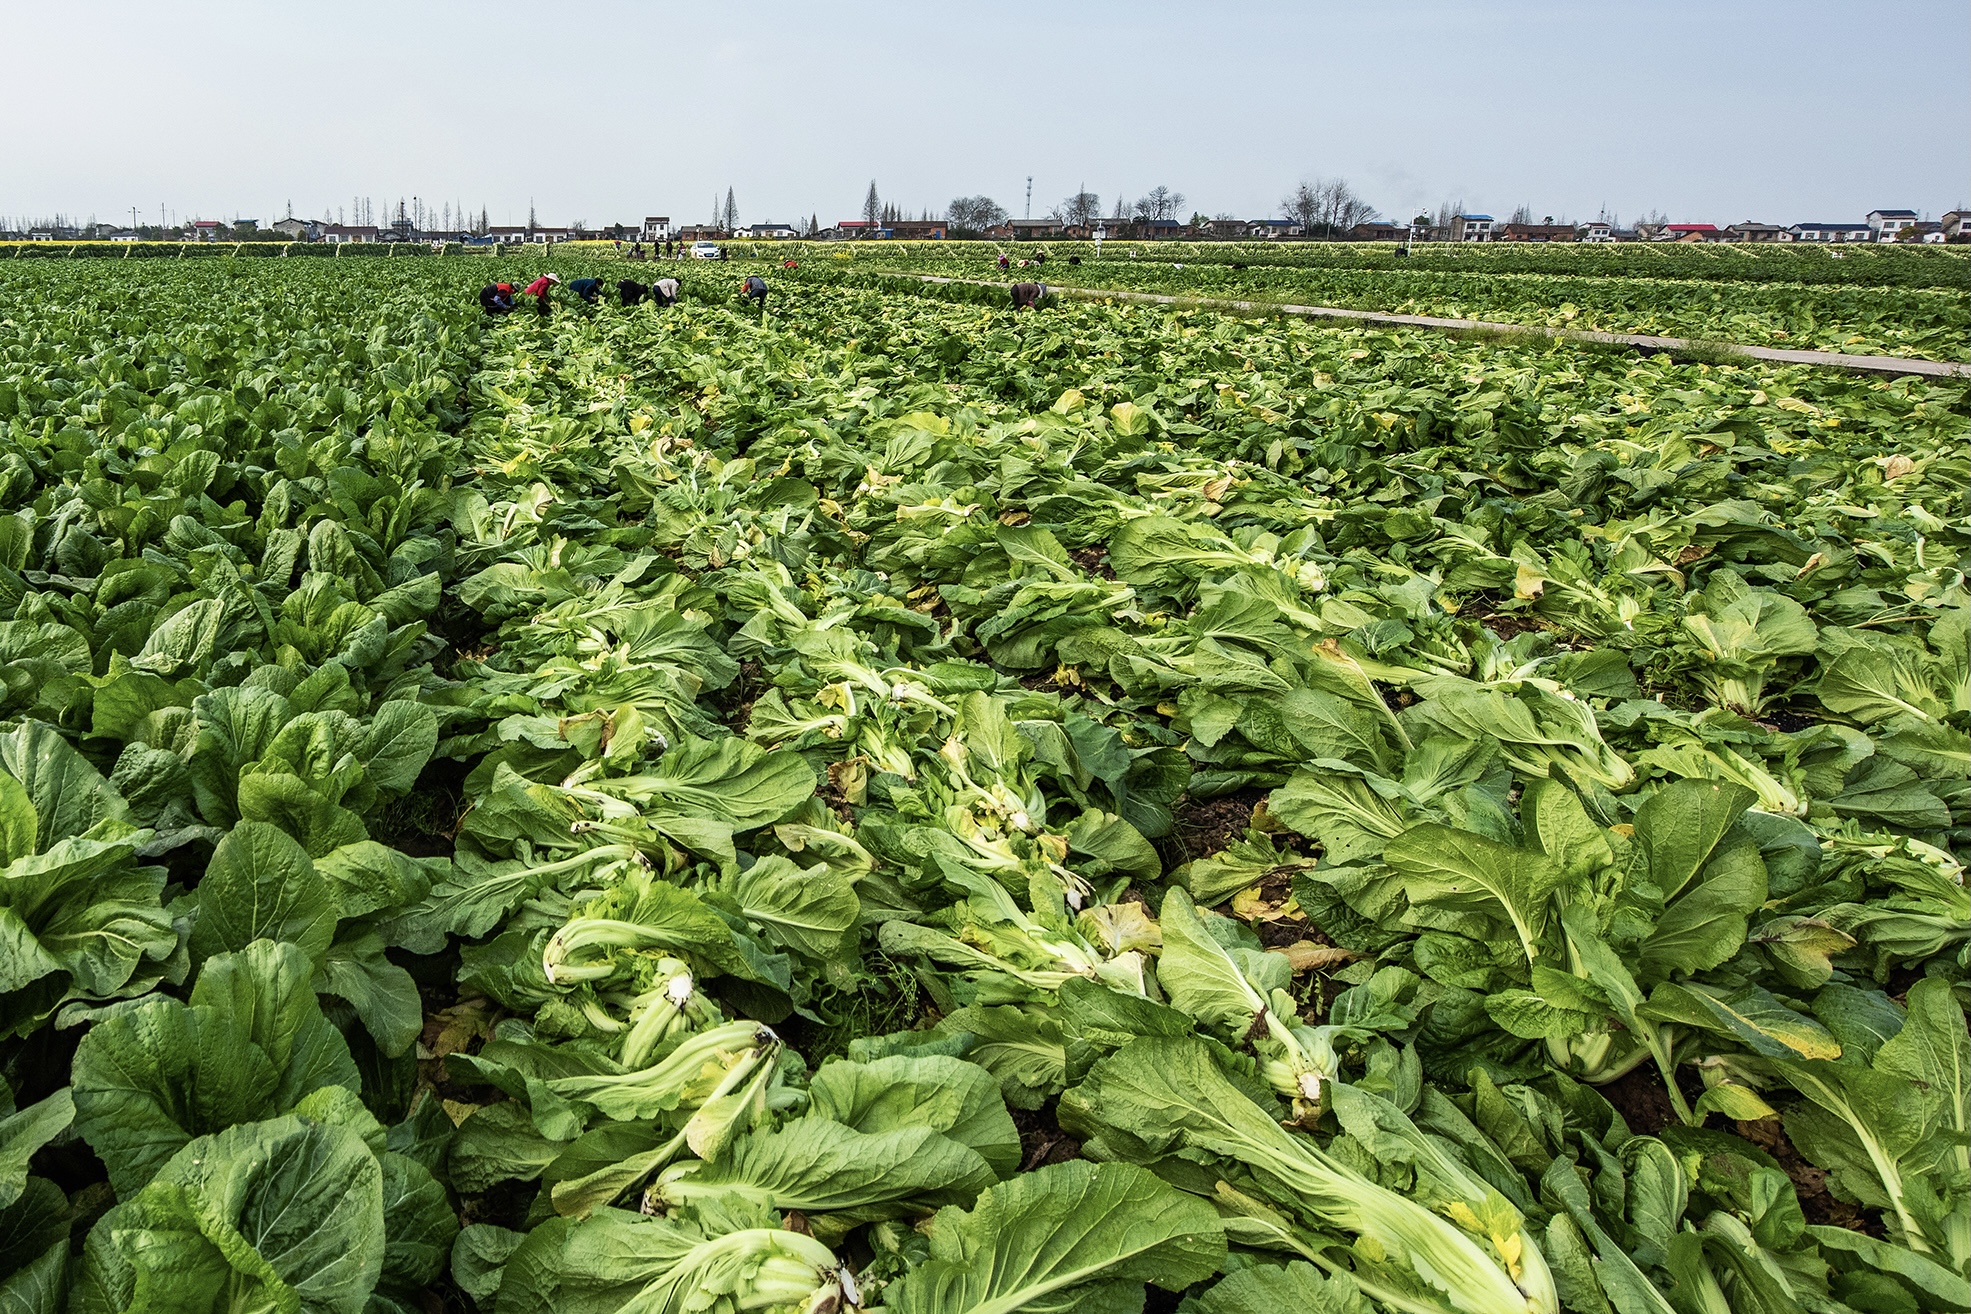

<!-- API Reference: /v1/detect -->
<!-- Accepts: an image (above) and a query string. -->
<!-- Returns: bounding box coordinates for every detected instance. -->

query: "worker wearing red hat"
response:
[478,282,515,315]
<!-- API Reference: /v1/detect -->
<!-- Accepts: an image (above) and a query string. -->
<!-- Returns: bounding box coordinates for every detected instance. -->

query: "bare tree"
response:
[1509,203,1533,225]
[1282,179,1376,234]
[1131,185,1186,222]
[1282,182,1321,232]
[1050,189,1102,226]
[948,195,1008,234]
[862,181,881,229]
[721,188,739,232]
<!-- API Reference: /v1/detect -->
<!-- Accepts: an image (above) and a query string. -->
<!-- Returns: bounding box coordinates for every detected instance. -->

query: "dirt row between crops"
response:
[861,269,1971,379]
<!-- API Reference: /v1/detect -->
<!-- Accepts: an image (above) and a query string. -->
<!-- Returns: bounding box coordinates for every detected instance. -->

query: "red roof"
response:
[1666,223,1718,232]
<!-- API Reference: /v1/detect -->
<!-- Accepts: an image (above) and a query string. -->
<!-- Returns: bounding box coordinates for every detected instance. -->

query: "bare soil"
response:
[1069,547,1119,581]
[711,659,766,733]
[1012,1103,1084,1172]
[1163,788,1268,864]
[1734,1117,1883,1235]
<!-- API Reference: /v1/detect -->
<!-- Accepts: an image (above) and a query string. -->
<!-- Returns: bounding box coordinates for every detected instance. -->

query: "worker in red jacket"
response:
[523,273,560,316]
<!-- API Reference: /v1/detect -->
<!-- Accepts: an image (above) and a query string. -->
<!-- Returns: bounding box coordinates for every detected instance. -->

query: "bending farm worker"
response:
[1011,281,1046,310]
[478,281,515,315]
[652,276,680,306]
[524,272,561,315]
[569,276,604,305]
[618,278,648,306]
[741,274,768,310]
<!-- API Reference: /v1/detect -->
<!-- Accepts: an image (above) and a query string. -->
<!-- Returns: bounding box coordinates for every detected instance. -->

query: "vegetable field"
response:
[768,241,1971,362]
[0,256,1966,1314]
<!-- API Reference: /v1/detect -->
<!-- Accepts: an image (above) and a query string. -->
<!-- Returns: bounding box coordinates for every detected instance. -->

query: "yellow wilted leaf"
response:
[826,758,868,806]
[1274,941,1359,973]
[1231,888,1293,922]
[441,1100,484,1127]
[1496,1229,1524,1279]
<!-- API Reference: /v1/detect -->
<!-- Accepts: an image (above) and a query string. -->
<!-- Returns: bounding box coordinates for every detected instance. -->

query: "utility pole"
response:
[1025,177,1032,219]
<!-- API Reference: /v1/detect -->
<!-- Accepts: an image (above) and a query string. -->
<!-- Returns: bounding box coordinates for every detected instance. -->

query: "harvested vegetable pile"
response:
[0,257,1965,1314]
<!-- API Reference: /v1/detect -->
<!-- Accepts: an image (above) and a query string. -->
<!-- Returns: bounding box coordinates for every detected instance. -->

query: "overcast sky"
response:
[5,0,1965,229]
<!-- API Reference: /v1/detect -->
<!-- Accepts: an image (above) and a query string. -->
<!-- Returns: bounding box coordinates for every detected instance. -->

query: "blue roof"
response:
[1461,214,1494,221]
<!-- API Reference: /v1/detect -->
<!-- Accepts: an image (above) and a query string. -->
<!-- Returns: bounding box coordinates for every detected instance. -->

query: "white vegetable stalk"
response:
[549,1021,776,1112]
[617,1228,857,1314]
[620,961,723,1069]
[1276,1151,1554,1314]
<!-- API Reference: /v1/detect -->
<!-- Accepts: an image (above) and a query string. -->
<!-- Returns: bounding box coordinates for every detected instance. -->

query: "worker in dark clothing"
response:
[618,278,649,306]
[997,253,1010,270]
[1033,250,1047,266]
[741,275,768,311]
[479,282,515,315]
[570,277,604,305]
[652,277,680,306]
[1011,281,1046,310]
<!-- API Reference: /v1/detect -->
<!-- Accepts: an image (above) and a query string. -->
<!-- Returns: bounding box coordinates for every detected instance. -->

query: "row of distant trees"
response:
[10,180,1668,244]
[860,178,1650,239]
[921,177,1381,237]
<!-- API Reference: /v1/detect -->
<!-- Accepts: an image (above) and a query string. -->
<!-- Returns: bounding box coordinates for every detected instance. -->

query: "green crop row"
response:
[726,236,1971,290]
[785,249,1971,360]
[0,258,1964,1314]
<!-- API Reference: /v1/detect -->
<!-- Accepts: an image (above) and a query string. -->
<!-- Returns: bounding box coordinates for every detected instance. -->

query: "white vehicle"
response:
[689,241,723,259]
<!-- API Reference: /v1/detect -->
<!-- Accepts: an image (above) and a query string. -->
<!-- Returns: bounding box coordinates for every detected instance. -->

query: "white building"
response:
[1575,220,1612,242]
[1790,222,1871,243]
[1454,214,1495,241]
[640,216,671,242]
[1866,209,1918,241]
[741,222,798,239]
[1244,218,1303,239]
